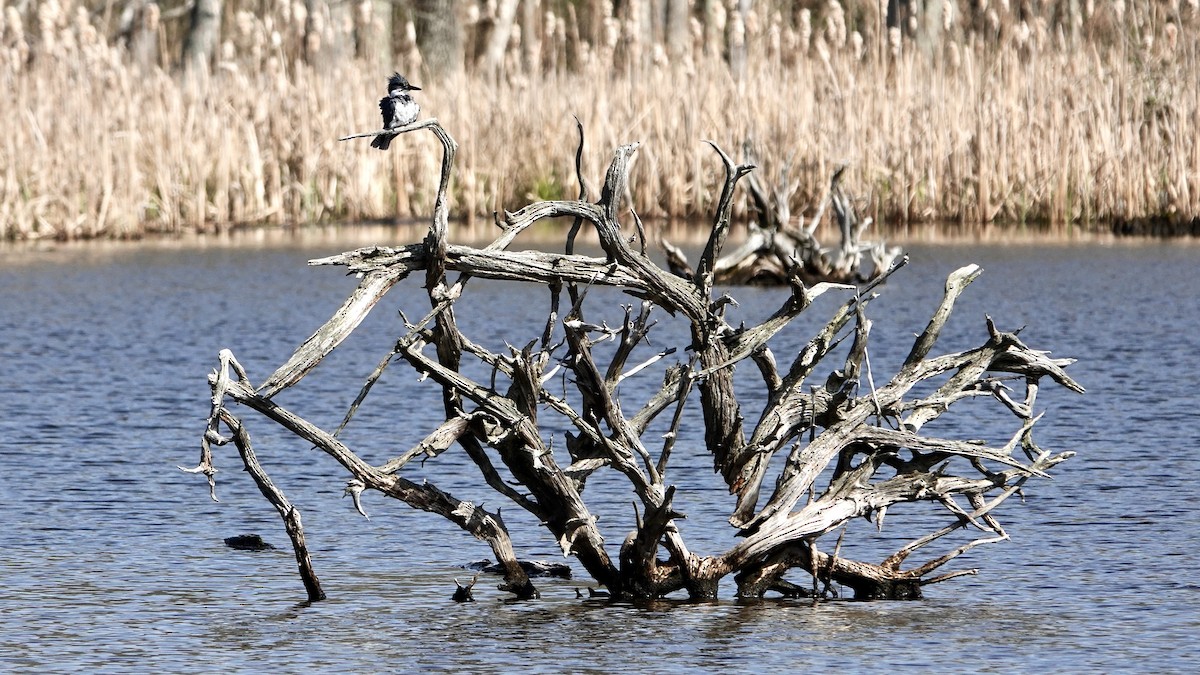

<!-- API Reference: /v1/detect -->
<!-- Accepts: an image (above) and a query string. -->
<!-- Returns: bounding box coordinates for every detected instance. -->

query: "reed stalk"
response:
[1,0,1195,239]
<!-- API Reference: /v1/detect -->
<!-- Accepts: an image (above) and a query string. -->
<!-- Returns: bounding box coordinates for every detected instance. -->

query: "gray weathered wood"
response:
[193,120,1082,602]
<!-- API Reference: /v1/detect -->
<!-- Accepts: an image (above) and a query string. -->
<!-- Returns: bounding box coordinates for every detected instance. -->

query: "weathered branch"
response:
[206,352,539,598]
[220,409,325,602]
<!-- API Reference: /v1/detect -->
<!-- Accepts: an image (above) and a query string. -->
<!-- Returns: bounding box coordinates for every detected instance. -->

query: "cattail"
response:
[653,42,668,67]
[948,40,961,70]
[1015,20,1030,50]
[508,22,523,69]
[782,26,797,65]
[729,7,745,52]
[59,14,78,56]
[850,30,864,60]
[1165,22,1178,53]
[1113,0,1125,22]
[746,7,760,38]
[577,40,592,68]
[548,10,562,72]
[1033,16,1048,50]
[943,0,957,33]
[292,3,307,37]
[768,15,781,62]
[75,6,96,48]
[357,1,375,35]
[38,0,62,54]
[603,17,618,49]
[799,9,812,54]
[814,33,830,64]
[889,26,901,58]
[236,11,254,40]
[712,2,726,37]
[11,7,26,51]
[401,19,420,73]
[826,0,847,50]
[278,0,291,30]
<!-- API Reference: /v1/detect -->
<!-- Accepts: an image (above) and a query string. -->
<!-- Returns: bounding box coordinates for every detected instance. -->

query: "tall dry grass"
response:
[1,0,1197,239]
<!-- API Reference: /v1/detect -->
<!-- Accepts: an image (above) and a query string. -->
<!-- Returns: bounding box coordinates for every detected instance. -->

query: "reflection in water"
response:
[1,239,1199,671]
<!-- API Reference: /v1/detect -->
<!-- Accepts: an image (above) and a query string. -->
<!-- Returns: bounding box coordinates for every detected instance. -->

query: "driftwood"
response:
[662,148,903,286]
[466,559,572,579]
[187,119,1082,601]
[452,575,478,602]
[223,534,275,551]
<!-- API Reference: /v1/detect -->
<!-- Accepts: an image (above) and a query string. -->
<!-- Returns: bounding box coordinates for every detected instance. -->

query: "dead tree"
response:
[187,119,1082,601]
[662,149,903,286]
[181,0,221,75]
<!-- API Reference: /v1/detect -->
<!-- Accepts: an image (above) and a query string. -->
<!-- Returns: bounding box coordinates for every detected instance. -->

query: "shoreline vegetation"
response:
[1,0,1197,241]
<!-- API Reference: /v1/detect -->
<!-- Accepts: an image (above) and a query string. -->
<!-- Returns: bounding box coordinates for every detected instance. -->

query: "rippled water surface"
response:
[2,234,1198,672]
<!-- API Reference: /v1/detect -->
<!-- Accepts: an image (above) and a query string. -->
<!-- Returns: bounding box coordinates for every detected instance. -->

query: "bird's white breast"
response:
[394,99,420,126]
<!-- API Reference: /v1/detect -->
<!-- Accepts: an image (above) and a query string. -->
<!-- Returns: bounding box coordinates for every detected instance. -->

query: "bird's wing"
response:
[379,96,396,128]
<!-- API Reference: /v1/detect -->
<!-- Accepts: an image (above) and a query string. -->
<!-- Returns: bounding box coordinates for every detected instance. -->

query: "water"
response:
[2,233,1198,672]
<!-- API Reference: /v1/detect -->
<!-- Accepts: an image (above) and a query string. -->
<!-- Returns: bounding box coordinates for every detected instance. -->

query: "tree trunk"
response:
[520,0,540,74]
[119,0,161,71]
[353,0,387,64]
[181,0,221,74]
[479,0,521,79]
[665,0,690,64]
[726,0,750,79]
[413,0,463,80]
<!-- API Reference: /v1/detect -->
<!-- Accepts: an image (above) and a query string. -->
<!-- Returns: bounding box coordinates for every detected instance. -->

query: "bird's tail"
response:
[370,133,391,151]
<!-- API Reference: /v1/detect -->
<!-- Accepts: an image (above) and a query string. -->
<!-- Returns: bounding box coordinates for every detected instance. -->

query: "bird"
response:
[371,72,421,151]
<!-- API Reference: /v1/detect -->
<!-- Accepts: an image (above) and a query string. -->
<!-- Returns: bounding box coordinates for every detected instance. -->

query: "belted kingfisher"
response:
[371,73,421,151]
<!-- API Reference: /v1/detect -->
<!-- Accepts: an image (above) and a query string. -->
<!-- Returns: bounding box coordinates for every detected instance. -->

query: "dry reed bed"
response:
[1,0,1197,239]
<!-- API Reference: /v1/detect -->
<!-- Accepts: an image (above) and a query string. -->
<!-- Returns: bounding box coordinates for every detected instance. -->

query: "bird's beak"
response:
[410,85,422,91]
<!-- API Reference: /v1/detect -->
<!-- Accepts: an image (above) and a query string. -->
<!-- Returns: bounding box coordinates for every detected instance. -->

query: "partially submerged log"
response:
[187,119,1082,602]
[466,559,572,579]
[224,534,275,551]
[452,575,478,602]
[662,152,903,286]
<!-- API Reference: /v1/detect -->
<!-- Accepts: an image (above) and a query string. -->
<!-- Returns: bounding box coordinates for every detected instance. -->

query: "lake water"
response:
[1,231,1198,672]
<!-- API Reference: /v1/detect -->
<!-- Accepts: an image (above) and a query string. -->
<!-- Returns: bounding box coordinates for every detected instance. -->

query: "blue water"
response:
[1,232,1197,672]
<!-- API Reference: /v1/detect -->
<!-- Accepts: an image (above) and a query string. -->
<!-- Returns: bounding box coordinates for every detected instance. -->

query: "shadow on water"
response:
[1,234,1199,671]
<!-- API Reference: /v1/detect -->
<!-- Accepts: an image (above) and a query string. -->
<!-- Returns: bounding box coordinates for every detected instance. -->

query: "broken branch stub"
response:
[191,120,1081,602]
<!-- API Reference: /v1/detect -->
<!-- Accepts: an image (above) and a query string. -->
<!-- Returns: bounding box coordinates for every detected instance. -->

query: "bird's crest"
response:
[387,72,420,92]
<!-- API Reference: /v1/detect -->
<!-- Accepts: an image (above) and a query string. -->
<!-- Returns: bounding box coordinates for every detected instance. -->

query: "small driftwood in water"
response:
[188,118,1082,602]
[453,575,478,602]
[467,559,573,579]
[224,534,275,551]
[662,152,903,286]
